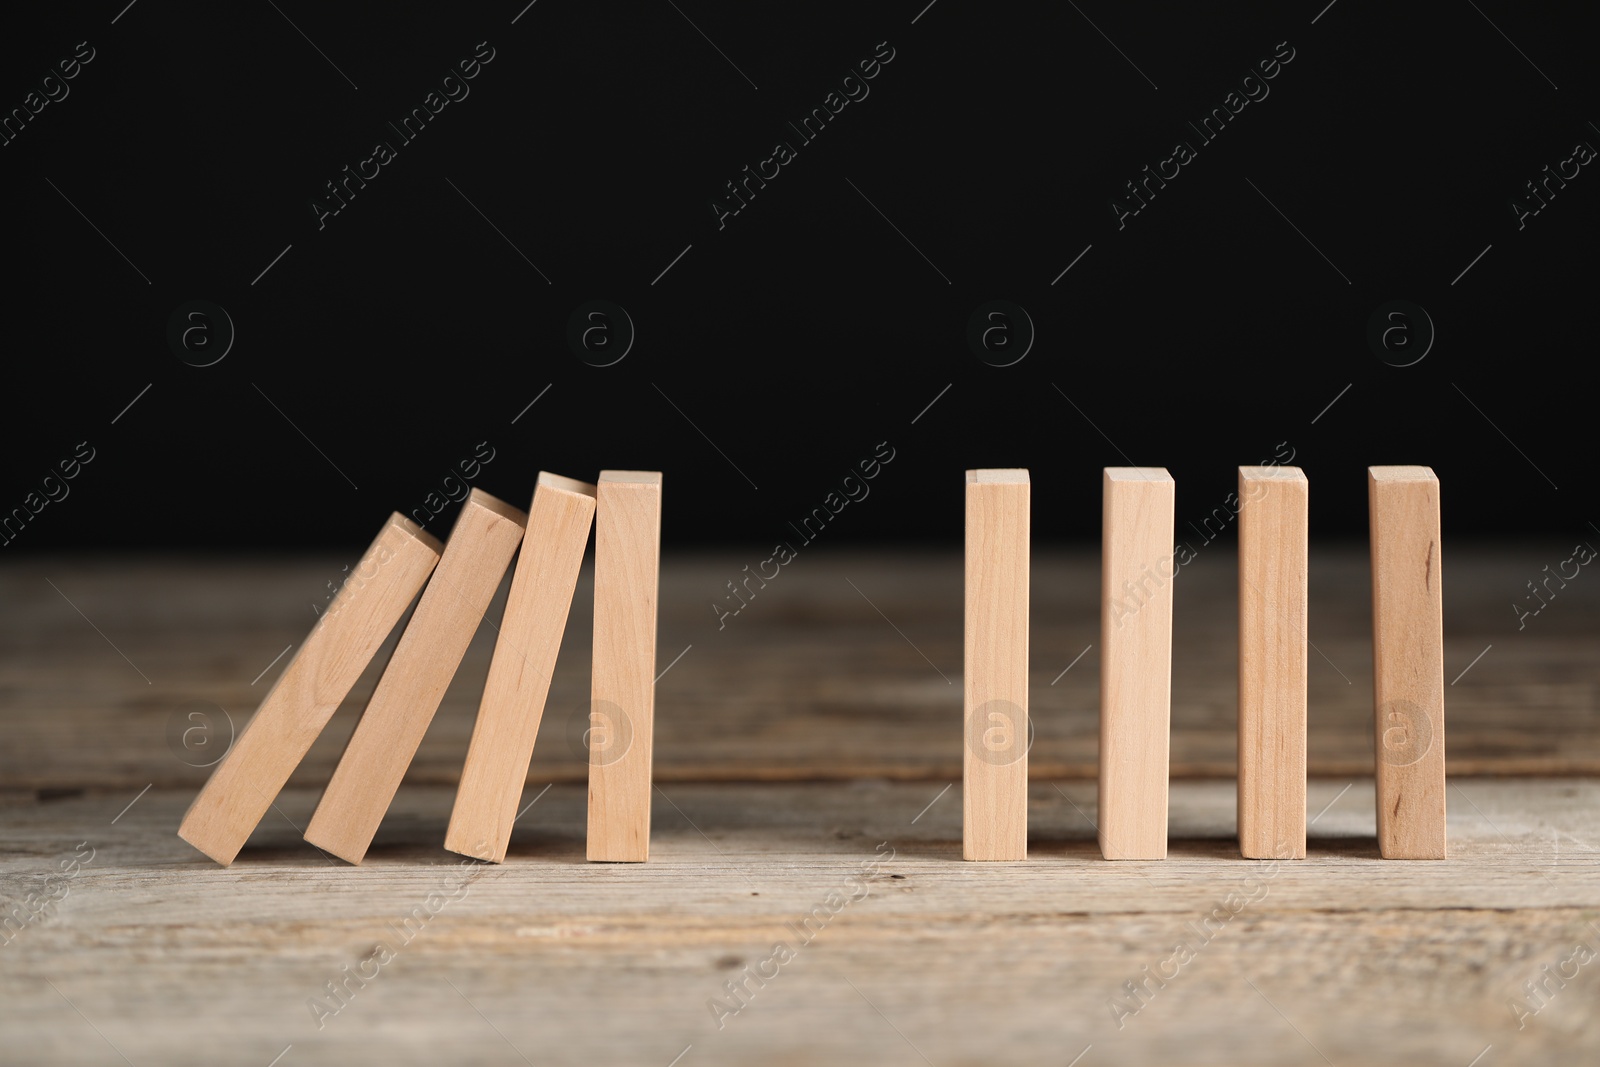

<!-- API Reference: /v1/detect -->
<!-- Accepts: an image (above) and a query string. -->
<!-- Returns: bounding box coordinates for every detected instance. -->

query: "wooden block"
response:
[963,469,1030,861]
[446,473,597,862]
[1099,467,1175,860]
[1237,466,1308,859]
[176,514,442,865]
[1369,466,1447,859]
[587,471,662,862]
[304,489,527,863]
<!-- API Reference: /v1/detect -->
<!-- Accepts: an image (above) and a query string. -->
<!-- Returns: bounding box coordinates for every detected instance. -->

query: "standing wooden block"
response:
[1237,466,1308,859]
[963,469,1030,861]
[1369,466,1447,859]
[587,471,662,862]
[304,489,527,864]
[446,473,597,862]
[1099,467,1175,860]
[177,514,442,866]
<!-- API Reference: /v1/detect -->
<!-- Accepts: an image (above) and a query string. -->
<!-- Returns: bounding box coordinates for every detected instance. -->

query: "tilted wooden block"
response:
[1099,467,1175,860]
[963,469,1030,861]
[177,514,442,865]
[1237,465,1308,859]
[446,473,597,863]
[304,489,527,864]
[1368,466,1447,859]
[587,471,662,862]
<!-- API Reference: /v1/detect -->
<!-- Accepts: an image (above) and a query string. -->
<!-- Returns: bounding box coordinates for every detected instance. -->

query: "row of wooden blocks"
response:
[179,472,663,866]
[963,465,1446,863]
[179,463,1445,868]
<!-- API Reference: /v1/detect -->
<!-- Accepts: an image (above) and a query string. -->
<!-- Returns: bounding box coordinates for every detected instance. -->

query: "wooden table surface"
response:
[2,547,1597,1065]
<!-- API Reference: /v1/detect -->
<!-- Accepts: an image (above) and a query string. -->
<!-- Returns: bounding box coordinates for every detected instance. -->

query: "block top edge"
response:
[599,470,663,485]
[966,468,1030,484]
[1104,467,1173,482]
[385,512,445,553]
[1368,465,1437,483]
[1239,465,1307,482]
[466,487,531,526]
[536,471,598,497]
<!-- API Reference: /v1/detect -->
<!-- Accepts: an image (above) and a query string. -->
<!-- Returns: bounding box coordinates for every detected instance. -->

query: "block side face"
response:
[588,478,663,862]
[178,517,439,865]
[447,488,596,864]
[963,479,1029,861]
[1099,475,1174,860]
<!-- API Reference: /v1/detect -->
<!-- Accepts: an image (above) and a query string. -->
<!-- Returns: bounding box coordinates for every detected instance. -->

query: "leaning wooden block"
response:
[963,469,1030,861]
[1237,466,1308,859]
[1369,466,1447,859]
[587,471,662,862]
[304,489,527,864]
[446,473,597,863]
[176,514,442,865]
[1099,467,1175,860]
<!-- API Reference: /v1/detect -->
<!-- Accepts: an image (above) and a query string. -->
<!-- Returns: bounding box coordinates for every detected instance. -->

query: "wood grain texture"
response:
[176,514,442,866]
[1238,466,1308,859]
[587,472,661,862]
[305,490,526,864]
[446,474,595,863]
[1369,466,1448,859]
[4,779,1598,1066]
[3,547,1597,790]
[963,469,1029,861]
[1100,468,1176,860]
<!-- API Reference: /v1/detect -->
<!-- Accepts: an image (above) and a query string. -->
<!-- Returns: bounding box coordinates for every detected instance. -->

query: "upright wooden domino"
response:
[304,489,527,863]
[1368,466,1447,859]
[1237,466,1308,859]
[446,473,597,863]
[963,469,1030,861]
[1099,467,1175,860]
[177,514,442,866]
[587,471,662,862]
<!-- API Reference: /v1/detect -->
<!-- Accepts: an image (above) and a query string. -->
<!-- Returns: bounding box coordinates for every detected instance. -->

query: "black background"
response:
[4,1,1594,553]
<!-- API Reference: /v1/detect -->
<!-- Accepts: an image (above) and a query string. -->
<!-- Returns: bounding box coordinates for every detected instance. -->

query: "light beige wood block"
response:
[1238,466,1308,859]
[963,469,1030,861]
[304,489,527,864]
[446,473,597,862]
[587,471,662,862]
[1099,467,1174,860]
[1369,465,1447,859]
[176,514,442,865]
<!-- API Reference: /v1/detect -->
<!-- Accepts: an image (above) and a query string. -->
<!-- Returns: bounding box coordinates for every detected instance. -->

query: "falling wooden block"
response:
[1369,466,1447,859]
[963,469,1030,861]
[1237,465,1308,859]
[587,471,662,862]
[446,473,597,863]
[304,489,527,864]
[1099,467,1175,860]
[177,514,442,866]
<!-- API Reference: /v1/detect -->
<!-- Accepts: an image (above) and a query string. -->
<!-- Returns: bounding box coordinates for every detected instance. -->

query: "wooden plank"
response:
[4,779,1598,1067]
[446,473,596,863]
[587,471,662,862]
[1237,465,1308,859]
[1369,465,1447,859]
[1100,467,1175,860]
[304,489,526,864]
[175,514,442,865]
[963,469,1029,861]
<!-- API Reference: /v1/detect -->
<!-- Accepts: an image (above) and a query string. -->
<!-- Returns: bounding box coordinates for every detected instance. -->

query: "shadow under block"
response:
[304,490,527,864]
[446,473,597,863]
[176,514,443,866]
[1237,466,1308,859]
[1369,466,1447,859]
[587,471,662,862]
[963,469,1030,861]
[1099,467,1175,860]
